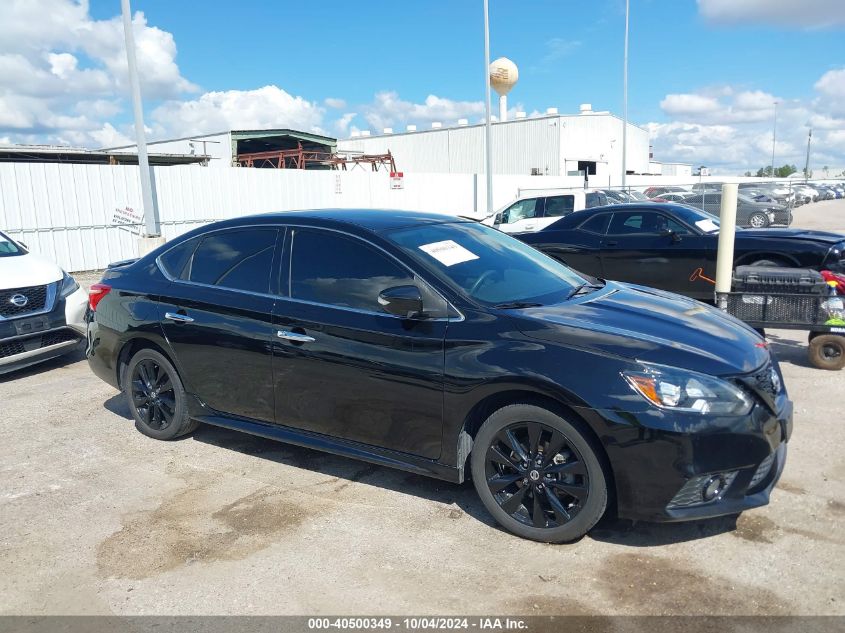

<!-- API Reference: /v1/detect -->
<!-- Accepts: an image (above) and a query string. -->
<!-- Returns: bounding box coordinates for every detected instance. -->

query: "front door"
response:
[159,227,280,423]
[271,227,448,459]
[496,198,543,233]
[600,210,714,298]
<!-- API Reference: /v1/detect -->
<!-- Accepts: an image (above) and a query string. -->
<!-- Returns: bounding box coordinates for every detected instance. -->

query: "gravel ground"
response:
[1,201,844,616]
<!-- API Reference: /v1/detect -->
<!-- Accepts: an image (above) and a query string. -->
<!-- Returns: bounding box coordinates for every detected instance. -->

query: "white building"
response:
[338,107,650,183]
[648,160,693,178]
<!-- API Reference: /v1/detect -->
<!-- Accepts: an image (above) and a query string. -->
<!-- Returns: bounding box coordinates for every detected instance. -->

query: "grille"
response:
[0,284,49,318]
[0,329,80,359]
[667,471,738,509]
[749,451,777,490]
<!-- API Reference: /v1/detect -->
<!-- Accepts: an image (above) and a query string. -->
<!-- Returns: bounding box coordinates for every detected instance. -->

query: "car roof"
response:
[545,202,696,228]
[213,208,471,234]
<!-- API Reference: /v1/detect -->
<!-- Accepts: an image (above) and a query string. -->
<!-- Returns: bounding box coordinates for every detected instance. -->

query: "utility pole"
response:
[770,101,778,180]
[621,0,629,189]
[121,0,160,237]
[483,0,493,217]
[804,128,812,180]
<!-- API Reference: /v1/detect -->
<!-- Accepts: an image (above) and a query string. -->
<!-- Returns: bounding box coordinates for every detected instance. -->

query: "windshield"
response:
[671,205,723,233]
[0,231,24,257]
[386,221,589,306]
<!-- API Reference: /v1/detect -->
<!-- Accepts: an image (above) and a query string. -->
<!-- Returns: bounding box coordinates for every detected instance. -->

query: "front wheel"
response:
[470,404,608,543]
[125,348,198,439]
[748,212,771,229]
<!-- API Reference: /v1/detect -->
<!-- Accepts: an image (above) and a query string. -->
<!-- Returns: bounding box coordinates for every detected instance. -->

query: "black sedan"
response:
[518,203,845,301]
[87,209,791,542]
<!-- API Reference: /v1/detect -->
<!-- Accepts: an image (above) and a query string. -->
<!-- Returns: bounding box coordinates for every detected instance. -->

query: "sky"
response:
[1,0,844,175]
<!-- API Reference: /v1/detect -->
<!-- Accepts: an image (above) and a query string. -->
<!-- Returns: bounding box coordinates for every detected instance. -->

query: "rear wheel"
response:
[125,348,198,439]
[808,335,845,371]
[748,212,771,229]
[470,404,608,543]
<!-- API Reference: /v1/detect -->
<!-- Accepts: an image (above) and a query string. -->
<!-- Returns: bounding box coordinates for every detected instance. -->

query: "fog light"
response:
[703,476,725,501]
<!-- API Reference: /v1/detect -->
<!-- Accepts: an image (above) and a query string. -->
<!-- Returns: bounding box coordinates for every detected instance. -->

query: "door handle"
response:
[276,330,315,343]
[164,312,194,323]
[605,240,618,246]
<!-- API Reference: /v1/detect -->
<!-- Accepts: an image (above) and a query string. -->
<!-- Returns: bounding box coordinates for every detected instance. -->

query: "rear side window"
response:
[544,195,575,217]
[189,229,277,293]
[159,237,199,279]
[578,214,611,235]
[585,192,608,209]
[289,229,415,312]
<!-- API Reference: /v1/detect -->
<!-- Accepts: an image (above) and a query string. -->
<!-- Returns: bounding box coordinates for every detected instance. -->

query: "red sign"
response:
[390,171,404,190]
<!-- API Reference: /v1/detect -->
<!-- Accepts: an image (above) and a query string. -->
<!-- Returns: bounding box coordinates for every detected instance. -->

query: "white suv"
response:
[0,230,87,375]
[486,190,609,233]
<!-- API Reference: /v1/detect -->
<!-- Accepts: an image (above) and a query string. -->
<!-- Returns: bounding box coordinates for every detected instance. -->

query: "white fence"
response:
[0,162,831,272]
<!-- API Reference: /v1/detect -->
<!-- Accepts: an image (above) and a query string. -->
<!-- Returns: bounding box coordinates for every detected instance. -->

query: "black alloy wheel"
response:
[131,358,176,430]
[485,421,589,528]
[471,404,607,542]
[125,348,198,439]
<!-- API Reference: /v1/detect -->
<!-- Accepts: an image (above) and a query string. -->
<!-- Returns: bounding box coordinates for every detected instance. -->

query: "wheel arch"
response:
[457,389,617,511]
[116,337,176,390]
[734,251,799,267]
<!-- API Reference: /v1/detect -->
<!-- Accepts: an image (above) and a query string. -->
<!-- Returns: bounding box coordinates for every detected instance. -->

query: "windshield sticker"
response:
[695,219,719,232]
[418,240,479,266]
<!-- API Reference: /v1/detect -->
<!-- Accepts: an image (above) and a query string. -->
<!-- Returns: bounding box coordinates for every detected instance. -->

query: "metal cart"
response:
[724,291,845,370]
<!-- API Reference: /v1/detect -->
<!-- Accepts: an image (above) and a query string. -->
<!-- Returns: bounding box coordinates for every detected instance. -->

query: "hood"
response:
[0,252,63,290]
[512,282,769,376]
[738,228,844,244]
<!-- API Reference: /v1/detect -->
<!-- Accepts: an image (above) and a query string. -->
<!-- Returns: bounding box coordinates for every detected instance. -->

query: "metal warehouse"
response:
[338,105,651,183]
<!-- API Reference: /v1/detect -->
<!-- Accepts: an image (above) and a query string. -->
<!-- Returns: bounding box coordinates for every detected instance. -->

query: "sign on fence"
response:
[112,206,144,235]
[390,171,404,190]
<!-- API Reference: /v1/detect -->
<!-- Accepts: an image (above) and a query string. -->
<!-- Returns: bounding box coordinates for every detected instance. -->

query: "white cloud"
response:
[649,72,845,174]
[697,0,845,28]
[0,0,195,146]
[360,91,485,132]
[151,86,325,138]
[324,97,347,109]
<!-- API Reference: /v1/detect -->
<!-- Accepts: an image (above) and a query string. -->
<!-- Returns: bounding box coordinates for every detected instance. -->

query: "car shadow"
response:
[0,347,86,382]
[100,397,745,546]
[766,333,812,368]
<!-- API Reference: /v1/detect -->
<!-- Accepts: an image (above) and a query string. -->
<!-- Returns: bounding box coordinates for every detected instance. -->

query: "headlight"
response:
[59,270,80,298]
[622,364,754,416]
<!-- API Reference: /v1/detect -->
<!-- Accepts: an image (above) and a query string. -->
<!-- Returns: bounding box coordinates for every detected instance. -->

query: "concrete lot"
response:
[1,200,844,616]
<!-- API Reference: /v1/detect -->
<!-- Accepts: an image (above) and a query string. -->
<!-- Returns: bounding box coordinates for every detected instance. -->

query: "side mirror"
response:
[378,285,423,318]
[494,213,503,225]
[660,228,681,243]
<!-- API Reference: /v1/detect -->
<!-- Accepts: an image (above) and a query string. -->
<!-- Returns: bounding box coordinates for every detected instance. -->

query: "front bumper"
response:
[0,283,86,375]
[576,376,793,523]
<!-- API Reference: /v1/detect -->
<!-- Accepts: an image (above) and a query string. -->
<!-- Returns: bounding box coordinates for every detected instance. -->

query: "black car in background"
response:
[682,193,780,228]
[517,203,845,301]
[87,209,791,543]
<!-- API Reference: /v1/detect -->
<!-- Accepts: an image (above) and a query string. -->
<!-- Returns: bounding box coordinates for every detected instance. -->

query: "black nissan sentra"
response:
[86,210,792,542]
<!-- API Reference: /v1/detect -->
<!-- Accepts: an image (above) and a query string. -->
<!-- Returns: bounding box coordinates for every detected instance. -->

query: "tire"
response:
[470,404,608,543]
[808,335,845,371]
[748,212,771,229]
[125,348,198,440]
[748,258,788,268]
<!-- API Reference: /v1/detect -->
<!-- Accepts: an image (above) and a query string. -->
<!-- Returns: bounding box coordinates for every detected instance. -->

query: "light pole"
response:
[121,0,159,236]
[770,101,778,180]
[621,0,629,189]
[483,0,493,217]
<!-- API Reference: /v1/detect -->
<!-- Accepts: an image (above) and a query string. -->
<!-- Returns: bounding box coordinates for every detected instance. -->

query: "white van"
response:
[485,190,609,233]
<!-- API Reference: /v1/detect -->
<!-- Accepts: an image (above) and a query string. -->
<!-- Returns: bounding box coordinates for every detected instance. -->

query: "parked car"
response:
[682,192,777,228]
[86,209,792,543]
[653,192,695,203]
[644,186,689,199]
[486,190,608,234]
[0,230,87,374]
[516,203,845,301]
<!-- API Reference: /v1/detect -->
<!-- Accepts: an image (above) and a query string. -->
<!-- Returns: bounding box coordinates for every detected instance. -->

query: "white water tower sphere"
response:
[489,57,518,122]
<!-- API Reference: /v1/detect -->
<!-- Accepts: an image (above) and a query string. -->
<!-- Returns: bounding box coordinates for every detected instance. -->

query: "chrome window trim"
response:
[154,222,465,322]
[0,281,58,322]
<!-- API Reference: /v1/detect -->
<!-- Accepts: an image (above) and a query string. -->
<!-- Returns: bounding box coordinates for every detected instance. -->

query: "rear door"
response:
[159,227,281,423]
[270,227,448,459]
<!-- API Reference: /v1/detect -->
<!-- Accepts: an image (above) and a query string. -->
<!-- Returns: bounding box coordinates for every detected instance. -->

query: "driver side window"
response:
[501,198,540,224]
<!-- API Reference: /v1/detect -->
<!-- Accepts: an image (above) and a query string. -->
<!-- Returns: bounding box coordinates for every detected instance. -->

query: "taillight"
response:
[88,283,111,311]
